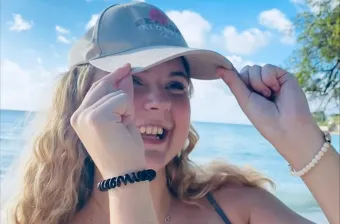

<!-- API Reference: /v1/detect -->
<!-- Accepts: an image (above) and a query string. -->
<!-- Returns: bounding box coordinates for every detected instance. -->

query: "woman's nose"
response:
[144,91,171,112]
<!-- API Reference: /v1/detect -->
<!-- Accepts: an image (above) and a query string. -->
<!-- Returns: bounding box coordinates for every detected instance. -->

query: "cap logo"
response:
[149,8,168,25]
[134,8,181,39]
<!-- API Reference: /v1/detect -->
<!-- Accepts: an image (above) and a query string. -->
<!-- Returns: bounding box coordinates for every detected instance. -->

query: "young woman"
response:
[2,2,339,224]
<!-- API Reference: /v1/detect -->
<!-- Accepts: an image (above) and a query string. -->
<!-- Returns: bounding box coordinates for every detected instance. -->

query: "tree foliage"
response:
[312,111,327,124]
[289,0,340,110]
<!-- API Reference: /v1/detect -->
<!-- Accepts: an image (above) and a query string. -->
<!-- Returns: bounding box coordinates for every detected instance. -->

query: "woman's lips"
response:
[142,135,164,144]
[141,130,171,150]
[141,133,165,144]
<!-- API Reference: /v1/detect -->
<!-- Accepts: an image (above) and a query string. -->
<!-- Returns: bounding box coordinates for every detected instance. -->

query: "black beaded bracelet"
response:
[97,169,156,191]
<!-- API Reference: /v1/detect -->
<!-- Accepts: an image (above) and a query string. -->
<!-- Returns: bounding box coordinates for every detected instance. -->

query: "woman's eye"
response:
[133,77,142,86]
[167,81,187,91]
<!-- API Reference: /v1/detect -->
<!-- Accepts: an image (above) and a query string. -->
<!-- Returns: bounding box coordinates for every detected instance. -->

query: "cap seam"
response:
[95,4,120,57]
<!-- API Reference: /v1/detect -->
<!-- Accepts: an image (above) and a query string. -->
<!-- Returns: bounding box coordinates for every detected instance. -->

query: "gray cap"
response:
[69,2,233,80]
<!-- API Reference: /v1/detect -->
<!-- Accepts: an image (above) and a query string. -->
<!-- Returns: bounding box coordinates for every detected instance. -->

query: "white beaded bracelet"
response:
[289,132,332,177]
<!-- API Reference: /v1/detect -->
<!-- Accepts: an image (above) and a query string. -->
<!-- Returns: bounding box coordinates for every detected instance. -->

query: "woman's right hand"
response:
[70,63,146,178]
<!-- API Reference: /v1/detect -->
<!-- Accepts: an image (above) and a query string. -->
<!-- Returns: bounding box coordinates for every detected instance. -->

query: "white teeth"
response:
[140,126,146,134]
[140,126,164,136]
[146,126,152,134]
[157,127,163,135]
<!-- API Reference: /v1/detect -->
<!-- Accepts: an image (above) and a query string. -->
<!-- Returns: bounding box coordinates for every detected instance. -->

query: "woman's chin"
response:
[144,150,169,170]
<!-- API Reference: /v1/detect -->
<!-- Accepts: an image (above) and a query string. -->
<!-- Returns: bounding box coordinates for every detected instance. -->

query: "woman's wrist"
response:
[100,159,148,180]
[107,178,158,224]
[283,128,328,171]
[102,166,148,180]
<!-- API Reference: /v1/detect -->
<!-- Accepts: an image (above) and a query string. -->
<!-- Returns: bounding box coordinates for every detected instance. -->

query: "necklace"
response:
[164,215,171,223]
[164,195,173,223]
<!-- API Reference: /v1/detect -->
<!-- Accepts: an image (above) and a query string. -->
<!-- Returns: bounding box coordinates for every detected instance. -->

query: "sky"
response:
[0,0,335,124]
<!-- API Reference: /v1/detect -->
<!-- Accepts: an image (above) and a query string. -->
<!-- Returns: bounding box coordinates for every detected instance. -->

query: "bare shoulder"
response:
[212,185,315,224]
[213,185,274,209]
[208,185,255,223]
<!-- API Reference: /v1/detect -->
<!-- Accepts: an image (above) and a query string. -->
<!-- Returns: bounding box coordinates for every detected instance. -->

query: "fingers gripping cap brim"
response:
[89,46,233,80]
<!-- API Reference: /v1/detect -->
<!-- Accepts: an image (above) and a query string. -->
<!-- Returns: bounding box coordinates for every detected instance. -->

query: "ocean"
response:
[1,109,338,223]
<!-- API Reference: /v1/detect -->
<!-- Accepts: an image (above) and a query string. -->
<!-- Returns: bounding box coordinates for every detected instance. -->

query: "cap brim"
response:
[89,46,233,80]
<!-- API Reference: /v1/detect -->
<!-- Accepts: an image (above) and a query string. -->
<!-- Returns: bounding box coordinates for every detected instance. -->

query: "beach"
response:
[1,109,338,223]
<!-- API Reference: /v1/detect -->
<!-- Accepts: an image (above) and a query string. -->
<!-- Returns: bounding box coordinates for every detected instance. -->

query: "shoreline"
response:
[319,126,340,135]
[328,131,340,135]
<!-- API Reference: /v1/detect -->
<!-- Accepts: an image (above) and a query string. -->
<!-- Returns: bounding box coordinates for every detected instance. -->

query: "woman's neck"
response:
[87,167,173,223]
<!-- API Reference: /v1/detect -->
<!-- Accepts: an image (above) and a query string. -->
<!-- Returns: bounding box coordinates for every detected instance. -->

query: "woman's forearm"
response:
[289,140,340,224]
[302,145,339,224]
[108,181,158,224]
[102,163,159,224]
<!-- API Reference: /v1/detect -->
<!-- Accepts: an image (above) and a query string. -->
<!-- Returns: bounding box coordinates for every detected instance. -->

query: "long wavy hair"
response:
[1,57,274,224]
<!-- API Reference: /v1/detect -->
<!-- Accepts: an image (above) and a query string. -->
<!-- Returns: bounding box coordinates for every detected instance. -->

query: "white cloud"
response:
[258,8,295,45]
[190,54,268,124]
[57,35,71,44]
[209,55,264,93]
[166,10,270,55]
[226,55,257,71]
[55,25,74,44]
[222,26,271,55]
[280,35,296,45]
[290,0,304,4]
[0,56,253,124]
[190,54,265,124]
[86,14,99,30]
[166,10,212,48]
[0,58,251,124]
[191,79,250,124]
[56,25,70,34]
[0,59,61,111]
[8,14,33,32]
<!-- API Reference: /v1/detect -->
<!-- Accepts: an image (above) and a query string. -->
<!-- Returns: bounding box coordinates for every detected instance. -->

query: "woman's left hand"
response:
[217,64,325,168]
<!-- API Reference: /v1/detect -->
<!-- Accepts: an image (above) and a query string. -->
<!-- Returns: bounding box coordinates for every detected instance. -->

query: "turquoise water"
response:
[1,109,338,223]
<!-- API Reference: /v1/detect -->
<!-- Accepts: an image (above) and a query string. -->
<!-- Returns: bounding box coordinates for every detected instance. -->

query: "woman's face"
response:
[92,58,191,170]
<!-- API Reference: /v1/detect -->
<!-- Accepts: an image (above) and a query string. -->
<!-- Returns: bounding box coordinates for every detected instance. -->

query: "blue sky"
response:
[0,0,329,124]
[1,0,298,69]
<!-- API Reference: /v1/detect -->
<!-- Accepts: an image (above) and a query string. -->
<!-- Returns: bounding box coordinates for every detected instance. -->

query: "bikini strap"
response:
[206,192,232,224]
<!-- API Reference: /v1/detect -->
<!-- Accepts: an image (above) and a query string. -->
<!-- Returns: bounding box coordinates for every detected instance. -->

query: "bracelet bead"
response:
[290,142,330,176]
[290,143,330,177]
[289,132,331,177]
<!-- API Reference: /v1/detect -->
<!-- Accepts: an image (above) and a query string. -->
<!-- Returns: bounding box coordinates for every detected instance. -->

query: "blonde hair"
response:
[2,62,274,224]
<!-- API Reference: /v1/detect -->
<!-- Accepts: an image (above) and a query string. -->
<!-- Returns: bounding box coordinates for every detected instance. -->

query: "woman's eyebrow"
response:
[169,71,189,81]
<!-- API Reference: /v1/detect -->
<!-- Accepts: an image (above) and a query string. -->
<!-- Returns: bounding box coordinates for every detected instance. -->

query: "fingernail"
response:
[264,91,271,97]
[120,63,130,69]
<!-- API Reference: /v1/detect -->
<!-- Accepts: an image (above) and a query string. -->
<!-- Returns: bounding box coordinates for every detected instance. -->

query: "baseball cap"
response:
[69,2,233,80]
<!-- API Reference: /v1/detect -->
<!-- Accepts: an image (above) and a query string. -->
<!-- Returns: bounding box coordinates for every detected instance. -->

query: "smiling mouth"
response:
[139,126,169,142]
